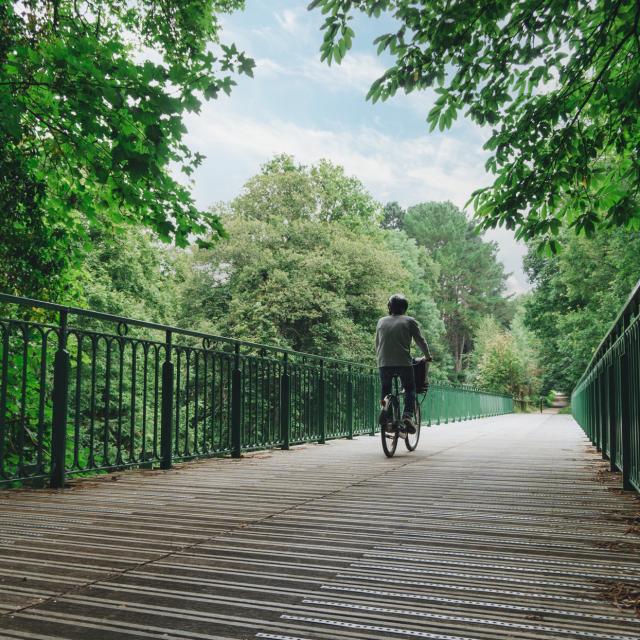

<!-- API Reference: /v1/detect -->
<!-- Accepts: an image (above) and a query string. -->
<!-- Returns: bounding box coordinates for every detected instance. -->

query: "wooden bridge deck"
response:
[1,414,640,640]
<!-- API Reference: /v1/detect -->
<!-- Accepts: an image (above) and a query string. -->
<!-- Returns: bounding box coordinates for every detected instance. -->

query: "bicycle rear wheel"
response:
[380,395,400,458]
[405,399,421,451]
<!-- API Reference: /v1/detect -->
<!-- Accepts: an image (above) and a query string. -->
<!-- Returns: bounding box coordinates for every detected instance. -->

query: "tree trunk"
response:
[454,334,465,373]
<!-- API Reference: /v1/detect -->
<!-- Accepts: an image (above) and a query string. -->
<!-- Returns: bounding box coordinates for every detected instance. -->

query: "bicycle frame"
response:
[382,369,427,457]
[392,370,429,412]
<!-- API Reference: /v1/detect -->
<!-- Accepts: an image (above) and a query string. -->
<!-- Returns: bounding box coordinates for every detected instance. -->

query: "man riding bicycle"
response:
[376,294,433,435]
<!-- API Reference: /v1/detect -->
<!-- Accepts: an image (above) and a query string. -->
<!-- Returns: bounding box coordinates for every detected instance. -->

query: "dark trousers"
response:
[379,366,416,417]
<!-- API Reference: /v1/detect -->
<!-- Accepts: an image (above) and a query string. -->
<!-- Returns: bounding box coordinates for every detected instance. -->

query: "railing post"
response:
[620,334,632,490]
[50,310,70,489]
[280,354,290,450]
[160,330,174,470]
[599,369,608,460]
[594,374,600,452]
[346,366,353,440]
[318,361,326,444]
[231,344,242,458]
[370,375,376,436]
[608,362,618,472]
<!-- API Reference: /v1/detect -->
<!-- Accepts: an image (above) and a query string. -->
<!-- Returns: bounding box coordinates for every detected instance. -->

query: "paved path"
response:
[1,414,640,640]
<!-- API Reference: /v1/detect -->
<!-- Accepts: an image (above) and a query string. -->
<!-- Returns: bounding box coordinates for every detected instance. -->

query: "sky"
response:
[182,0,530,294]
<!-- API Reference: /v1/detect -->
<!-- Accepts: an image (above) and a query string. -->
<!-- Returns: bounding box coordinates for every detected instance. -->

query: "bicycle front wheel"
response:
[405,400,421,451]
[381,395,400,458]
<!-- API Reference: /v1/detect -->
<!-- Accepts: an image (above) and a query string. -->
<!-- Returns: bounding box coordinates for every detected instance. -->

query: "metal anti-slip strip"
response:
[393,530,609,552]
[335,572,604,603]
[301,599,638,639]
[280,600,638,640]
[392,522,629,540]
[256,635,312,640]
[363,553,640,582]
[350,563,601,589]
[374,545,640,571]
[280,616,473,640]
[319,585,638,622]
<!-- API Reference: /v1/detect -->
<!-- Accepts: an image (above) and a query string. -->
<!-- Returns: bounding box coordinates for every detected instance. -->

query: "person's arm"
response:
[410,319,433,360]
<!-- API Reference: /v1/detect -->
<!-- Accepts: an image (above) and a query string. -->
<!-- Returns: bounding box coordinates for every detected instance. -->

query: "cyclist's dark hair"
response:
[387,294,408,315]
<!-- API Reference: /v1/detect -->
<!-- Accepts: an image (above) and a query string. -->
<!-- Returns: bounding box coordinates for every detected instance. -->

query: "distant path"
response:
[1,414,639,640]
[552,392,570,408]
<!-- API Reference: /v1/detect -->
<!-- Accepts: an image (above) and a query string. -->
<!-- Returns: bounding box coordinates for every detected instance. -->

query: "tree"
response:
[381,201,405,230]
[403,202,509,374]
[178,156,443,362]
[310,0,640,249]
[180,216,408,361]
[232,154,382,229]
[0,153,81,300]
[523,227,640,392]
[468,318,524,396]
[468,309,541,399]
[1,0,254,299]
[79,227,183,326]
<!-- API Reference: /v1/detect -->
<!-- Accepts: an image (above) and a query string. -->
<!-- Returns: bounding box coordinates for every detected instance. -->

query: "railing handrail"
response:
[0,291,513,398]
[575,278,640,390]
[0,292,371,369]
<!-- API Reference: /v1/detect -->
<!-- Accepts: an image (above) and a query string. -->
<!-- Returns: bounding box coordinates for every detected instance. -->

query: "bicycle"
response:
[380,363,429,458]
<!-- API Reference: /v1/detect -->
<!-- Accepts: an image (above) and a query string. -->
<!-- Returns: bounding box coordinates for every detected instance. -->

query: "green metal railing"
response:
[572,279,640,492]
[422,383,513,424]
[0,293,513,487]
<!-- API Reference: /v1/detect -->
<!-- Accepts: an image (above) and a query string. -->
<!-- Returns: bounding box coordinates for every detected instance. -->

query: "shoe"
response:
[402,416,417,434]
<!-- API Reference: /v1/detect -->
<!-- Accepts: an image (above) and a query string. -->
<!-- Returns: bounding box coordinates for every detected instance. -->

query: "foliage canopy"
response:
[0,0,254,298]
[523,228,640,392]
[232,154,382,230]
[469,313,540,399]
[309,0,640,250]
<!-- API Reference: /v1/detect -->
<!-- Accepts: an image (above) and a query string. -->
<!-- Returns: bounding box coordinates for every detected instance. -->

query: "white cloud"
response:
[255,53,387,94]
[254,57,289,76]
[275,9,307,36]
[185,1,531,293]
[505,274,526,296]
[302,54,387,92]
[186,109,484,205]
[484,228,529,294]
